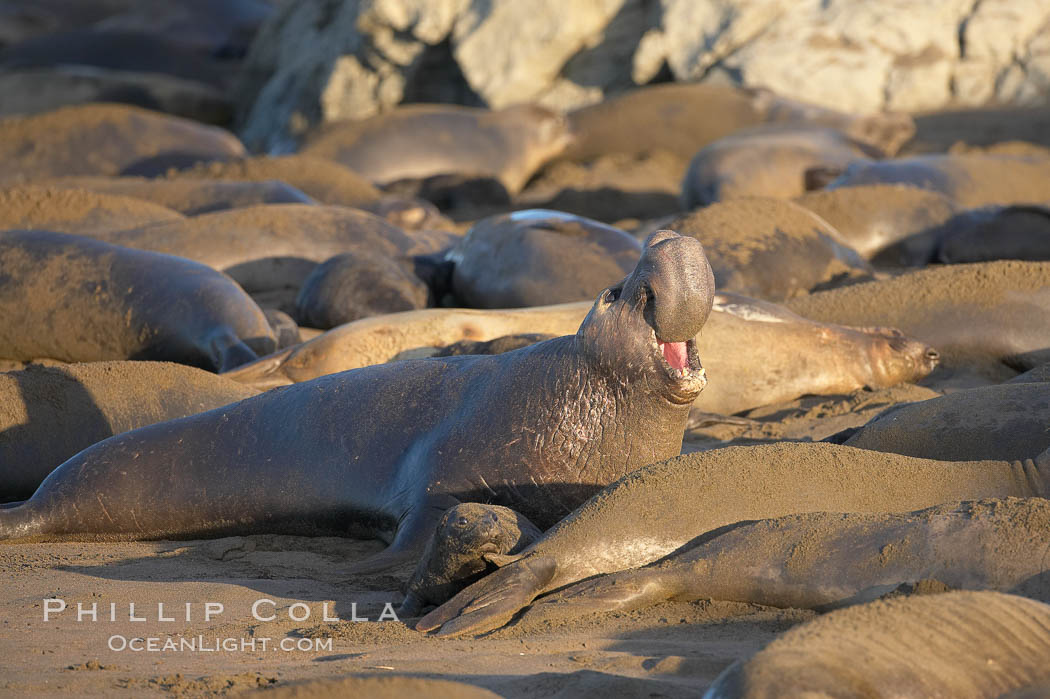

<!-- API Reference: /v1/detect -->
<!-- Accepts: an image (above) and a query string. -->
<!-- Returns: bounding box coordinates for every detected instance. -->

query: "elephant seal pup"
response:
[523,498,1050,623]
[41,175,315,215]
[680,126,879,208]
[827,154,1050,208]
[416,442,1050,636]
[704,591,1050,699]
[0,103,244,182]
[837,382,1050,462]
[0,230,275,370]
[671,197,872,301]
[0,361,258,501]
[294,251,431,329]
[786,260,1050,377]
[399,503,543,617]
[0,185,184,233]
[301,104,573,195]
[936,204,1050,264]
[98,204,441,296]
[167,154,383,209]
[563,83,915,164]
[447,210,642,308]
[792,184,958,264]
[0,232,715,575]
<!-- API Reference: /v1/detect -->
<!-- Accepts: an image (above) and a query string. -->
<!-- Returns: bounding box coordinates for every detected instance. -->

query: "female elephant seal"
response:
[417,442,1050,636]
[705,591,1050,699]
[521,497,1050,622]
[0,230,275,371]
[0,232,715,574]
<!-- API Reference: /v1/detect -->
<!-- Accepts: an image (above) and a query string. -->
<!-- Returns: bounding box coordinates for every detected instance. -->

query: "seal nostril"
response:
[926,349,940,361]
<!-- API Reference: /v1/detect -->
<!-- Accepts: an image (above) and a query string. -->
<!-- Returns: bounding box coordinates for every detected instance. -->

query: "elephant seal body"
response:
[0,185,184,233]
[793,184,958,264]
[294,251,431,329]
[0,232,715,574]
[99,204,436,295]
[0,361,258,501]
[42,175,315,215]
[227,293,937,416]
[0,230,275,370]
[524,498,1050,622]
[417,443,1050,636]
[839,382,1050,462]
[785,260,1050,376]
[671,198,871,301]
[705,591,1050,699]
[447,210,642,308]
[680,126,877,208]
[828,154,1050,208]
[301,104,573,195]
[400,503,543,617]
[0,103,245,181]
[937,204,1050,264]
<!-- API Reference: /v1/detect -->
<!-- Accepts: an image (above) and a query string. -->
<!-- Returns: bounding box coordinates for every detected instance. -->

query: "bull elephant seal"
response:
[827,154,1050,208]
[0,230,275,370]
[835,382,1050,462]
[793,184,958,264]
[400,503,543,617]
[680,126,878,208]
[300,104,573,195]
[522,498,1050,623]
[0,361,257,501]
[0,103,244,182]
[0,232,714,575]
[447,210,642,308]
[417,442,1050,636]
[705,591,1050,699]
[936,204,1050,264]
[671,198,872,301]
[0,185,184,234]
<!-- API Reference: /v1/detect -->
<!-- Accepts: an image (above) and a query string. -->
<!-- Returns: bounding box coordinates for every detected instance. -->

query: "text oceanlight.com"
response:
[107,635,333,652]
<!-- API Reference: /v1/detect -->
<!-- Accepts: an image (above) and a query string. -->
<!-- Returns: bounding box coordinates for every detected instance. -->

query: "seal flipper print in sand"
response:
[0,231,714,575]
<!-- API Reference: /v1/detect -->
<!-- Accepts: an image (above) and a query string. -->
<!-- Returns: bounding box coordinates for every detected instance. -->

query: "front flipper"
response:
[345,498,455,576]
[416,555,556,636]
[520,568,670,622]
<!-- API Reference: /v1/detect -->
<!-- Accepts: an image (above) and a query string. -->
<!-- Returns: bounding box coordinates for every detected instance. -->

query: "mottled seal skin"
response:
[837,382,1050,462]
[0,103,244,182]
[936,204,1050,264]
[416,443,1050,636]
[0,361,258,501]
[671,197,872,301]
[563,83,915,164]
[793,184,958,264]
[524,498,1050,622]
[0,230,276,371]
[680,126,879,208]
[0,233,714,576]
[97,204,439,295]
[705,591,1050,699]
[301,104,573,195]
[827,154,1050,208]
[42,175,316,215]
[0,184,185,234]
[294,251,431,330]
[400,503,543,617]
[785,261,1050,377]
[447,210,642,308]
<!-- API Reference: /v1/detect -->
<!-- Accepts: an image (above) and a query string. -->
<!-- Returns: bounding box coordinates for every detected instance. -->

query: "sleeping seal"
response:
[0,231,714,576]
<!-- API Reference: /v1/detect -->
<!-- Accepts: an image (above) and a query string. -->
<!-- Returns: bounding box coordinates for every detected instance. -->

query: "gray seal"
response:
[0,232,714,577]
[416,442,1050,636]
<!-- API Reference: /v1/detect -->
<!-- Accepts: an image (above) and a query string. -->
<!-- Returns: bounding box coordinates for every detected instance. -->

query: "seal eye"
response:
[605,287,621,303]
[456,517,469,527]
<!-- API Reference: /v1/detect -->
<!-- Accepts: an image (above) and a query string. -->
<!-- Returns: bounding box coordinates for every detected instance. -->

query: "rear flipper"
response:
[416,555,557,637]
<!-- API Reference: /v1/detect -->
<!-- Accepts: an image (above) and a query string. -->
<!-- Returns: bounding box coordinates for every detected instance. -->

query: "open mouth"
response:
[653,332,706,391]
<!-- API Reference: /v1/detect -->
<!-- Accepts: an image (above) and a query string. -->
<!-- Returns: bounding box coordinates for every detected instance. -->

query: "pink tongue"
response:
[660,341,689,370]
